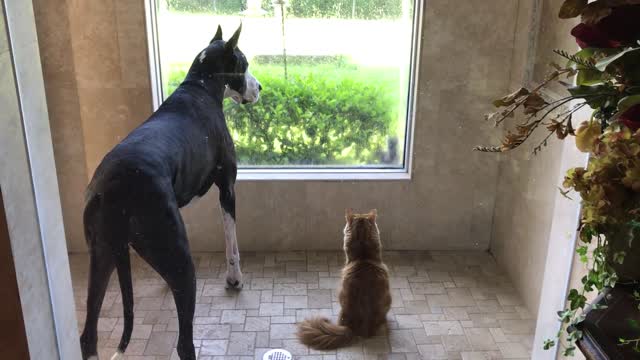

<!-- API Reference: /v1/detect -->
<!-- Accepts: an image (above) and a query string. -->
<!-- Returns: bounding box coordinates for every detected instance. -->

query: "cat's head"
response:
[343,209,381,262]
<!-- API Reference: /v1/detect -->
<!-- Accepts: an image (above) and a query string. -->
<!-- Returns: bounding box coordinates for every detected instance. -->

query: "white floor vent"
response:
[263,348,293,360]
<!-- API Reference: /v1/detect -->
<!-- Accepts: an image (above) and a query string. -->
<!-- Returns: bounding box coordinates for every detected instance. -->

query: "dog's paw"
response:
[225,270,244,290]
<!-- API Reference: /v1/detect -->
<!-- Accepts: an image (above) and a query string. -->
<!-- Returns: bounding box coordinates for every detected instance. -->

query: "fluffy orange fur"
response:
[297,209,391,350]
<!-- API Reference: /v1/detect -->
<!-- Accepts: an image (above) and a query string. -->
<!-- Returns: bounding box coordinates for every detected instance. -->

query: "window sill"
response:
[237,169,411,181]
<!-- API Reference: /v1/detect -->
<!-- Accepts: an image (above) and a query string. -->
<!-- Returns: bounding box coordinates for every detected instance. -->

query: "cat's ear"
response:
[345,208,355,224]
[367,209,377,221]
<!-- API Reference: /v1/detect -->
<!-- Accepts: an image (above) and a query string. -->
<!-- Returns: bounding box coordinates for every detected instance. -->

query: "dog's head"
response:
[195,24,261,104]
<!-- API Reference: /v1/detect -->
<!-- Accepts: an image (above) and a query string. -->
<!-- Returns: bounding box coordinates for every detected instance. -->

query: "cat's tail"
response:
[297,316,354,350]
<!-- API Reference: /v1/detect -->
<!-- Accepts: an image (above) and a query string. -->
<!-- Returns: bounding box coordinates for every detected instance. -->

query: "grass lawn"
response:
[163,62,402,99]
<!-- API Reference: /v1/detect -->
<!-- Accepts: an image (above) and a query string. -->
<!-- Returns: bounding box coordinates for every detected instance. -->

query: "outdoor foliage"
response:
[166,0,246,14]
[477,0,640,356]
[165,0,406,19]
[286,0,404,20]
[166,64,399,166]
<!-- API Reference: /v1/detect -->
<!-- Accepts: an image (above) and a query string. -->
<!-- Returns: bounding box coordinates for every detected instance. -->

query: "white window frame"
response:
[144,0,423,181]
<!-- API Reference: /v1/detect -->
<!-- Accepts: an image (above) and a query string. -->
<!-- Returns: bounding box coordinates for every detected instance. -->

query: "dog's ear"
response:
[210,25,223,43]
[367,209,377,221]
[224,23,242,53]
[345,208,355,225]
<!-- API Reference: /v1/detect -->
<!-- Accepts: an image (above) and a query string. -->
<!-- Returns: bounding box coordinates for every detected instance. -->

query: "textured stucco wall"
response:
[490,0,582,316]
[35,1,521,253]
[33,0,153,252]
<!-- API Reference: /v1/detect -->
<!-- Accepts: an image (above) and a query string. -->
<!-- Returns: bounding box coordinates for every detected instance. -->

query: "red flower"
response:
[571,5,640,48]
[620,104,640,132]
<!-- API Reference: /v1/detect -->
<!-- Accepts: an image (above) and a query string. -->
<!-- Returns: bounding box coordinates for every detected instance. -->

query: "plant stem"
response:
[494,70,572,126]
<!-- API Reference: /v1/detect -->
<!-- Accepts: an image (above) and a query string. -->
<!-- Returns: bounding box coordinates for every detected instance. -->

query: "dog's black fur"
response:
[79,25,259,360]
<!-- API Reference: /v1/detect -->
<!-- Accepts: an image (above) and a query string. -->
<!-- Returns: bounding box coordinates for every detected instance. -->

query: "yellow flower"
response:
[623,164,640,192]
[575,121,602,153]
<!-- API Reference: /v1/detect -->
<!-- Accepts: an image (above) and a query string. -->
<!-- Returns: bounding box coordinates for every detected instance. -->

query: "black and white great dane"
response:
[79,25,260,360]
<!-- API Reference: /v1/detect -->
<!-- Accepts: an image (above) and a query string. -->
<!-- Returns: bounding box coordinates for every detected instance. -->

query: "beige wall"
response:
[490,0,581,316]
[35,0,517,251]
[33,0,153,251]
[35,0,523,253]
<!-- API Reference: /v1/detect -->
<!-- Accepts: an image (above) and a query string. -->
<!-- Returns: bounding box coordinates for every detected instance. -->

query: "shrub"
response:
[165,65,399,165]
[165,0,246,14]
[287,0,403,20]
[165,0,405,19]
[227,70,397,165]
[252,55,351,67]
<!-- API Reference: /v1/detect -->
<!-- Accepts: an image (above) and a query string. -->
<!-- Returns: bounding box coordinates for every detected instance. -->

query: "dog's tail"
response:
[297,316,354,350]
[81,192,135,360]
[112,248,133,359]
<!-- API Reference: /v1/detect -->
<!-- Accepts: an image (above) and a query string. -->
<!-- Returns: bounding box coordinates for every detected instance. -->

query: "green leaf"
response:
[592,303,608,310]
[567,84,613,109]
[576,246,588,257]
[568,290,587,310]
[577,68,605,86]
[569,330,584,341]
[567,84,610,97]
[580,228,595,243]
[628,319,640,331]
[557,309,575,323]
[564,346,577,357]
[543,339,556,350]
[595,47,640,72]
[613,251,626,265]
[630,221,640,231]
[618,95,640,113]
[559,0,588,18]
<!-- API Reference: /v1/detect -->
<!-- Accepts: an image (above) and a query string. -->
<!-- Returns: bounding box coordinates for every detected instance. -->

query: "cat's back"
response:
[342,260,390,300]
[340,260,391,336]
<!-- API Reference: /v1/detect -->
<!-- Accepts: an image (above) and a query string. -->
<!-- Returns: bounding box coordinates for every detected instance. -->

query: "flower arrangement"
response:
[476,0,640,356]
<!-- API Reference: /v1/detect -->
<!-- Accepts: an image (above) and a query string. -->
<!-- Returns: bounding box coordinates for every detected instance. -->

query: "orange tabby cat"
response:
[297,209,391,350]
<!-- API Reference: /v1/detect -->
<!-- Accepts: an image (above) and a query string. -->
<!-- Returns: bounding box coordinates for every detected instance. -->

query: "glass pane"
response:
[156,0,415,168]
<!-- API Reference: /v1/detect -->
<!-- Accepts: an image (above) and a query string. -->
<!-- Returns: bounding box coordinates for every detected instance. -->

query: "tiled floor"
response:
[70,251,535,360]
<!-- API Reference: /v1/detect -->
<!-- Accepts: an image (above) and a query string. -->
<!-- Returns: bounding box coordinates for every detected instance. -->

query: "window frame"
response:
[144,0,423,181]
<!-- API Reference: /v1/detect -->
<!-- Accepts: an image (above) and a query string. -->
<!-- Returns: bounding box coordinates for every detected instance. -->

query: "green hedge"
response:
[166,0,405,19]
[251,55,351,67]
[165,66,399,165]
[287,0,403,20]
[166,0,246,14]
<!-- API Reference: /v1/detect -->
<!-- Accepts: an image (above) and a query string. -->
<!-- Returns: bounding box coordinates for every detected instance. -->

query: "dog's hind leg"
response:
[140,248,196,360]
[165,253,196,360]
[81,194,133,360]
[131,204,197,360]
[217,178,243,290]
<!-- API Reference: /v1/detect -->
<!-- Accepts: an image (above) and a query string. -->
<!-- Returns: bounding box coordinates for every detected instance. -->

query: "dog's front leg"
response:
[219,183,243,290]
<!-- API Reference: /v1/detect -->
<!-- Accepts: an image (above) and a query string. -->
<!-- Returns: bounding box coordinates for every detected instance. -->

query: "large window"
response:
[146,0,421,178]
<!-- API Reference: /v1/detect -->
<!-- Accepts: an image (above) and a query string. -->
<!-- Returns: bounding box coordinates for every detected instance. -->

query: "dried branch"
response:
[490,70,573,127]
[473,145,503,152]
[553,49,598,70]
